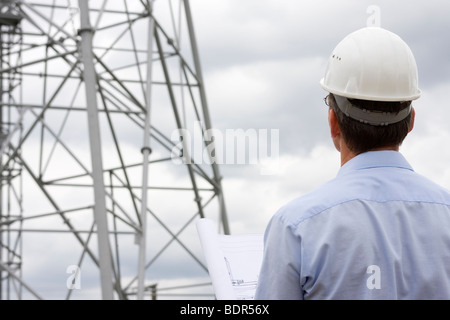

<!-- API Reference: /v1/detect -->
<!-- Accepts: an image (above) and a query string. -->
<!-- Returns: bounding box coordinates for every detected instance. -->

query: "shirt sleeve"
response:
[255,213,304,300]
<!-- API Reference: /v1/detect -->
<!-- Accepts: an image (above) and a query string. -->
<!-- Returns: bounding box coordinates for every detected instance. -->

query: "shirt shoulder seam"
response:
[282,198,450,228]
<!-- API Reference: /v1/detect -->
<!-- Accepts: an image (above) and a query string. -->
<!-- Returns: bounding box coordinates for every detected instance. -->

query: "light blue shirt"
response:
[255,151,450,300]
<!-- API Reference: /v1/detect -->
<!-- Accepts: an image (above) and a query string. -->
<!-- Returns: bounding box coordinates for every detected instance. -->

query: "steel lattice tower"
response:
[0,0,229,300]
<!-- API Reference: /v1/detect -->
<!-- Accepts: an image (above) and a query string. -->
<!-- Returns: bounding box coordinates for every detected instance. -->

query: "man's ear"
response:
[408,107,415,133]
[328,108,341,138]
[329,108,342,152]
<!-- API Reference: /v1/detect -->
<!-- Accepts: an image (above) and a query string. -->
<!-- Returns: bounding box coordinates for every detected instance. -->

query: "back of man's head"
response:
[320,27,421,154]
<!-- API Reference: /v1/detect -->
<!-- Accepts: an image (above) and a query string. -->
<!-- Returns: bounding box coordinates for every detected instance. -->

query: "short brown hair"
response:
[328,94,413,154]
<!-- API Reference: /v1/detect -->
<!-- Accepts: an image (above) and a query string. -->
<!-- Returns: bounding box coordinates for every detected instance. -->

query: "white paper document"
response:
[196,218,264,300]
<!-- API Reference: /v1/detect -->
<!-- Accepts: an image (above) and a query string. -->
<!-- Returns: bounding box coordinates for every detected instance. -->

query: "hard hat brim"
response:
[320,78,421,102]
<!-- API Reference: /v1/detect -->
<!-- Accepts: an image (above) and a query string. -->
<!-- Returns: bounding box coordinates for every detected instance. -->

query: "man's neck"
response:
[340,144,356,166]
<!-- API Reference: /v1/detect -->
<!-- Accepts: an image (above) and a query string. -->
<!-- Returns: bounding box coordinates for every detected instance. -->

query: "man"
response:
[255,27,450,299]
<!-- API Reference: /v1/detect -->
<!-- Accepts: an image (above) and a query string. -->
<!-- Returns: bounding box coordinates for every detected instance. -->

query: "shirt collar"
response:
[337,150,414,177]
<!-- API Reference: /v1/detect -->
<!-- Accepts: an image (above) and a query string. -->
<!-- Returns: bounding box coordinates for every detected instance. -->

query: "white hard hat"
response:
[320,27,421,102]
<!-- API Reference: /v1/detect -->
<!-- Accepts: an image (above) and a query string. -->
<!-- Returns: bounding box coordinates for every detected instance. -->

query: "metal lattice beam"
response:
[0,0,228,300]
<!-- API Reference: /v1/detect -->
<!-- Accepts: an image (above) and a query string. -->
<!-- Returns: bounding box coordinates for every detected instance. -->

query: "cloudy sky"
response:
[190,0,450,236]
[5,0,450,300]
